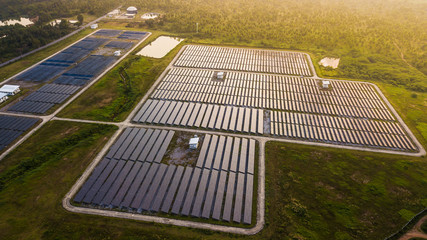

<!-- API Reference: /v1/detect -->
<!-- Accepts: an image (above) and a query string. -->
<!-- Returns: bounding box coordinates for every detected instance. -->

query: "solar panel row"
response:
[152,68,393,121]
[13,37,109,83]
[271,110,417,151]
[74,128,256,224]
[8,84,80,114]
[105,41,134,49]
[133,100,264,134]
[93,29,123,37]
[118,31,148,40]
[0,115,38,151]
[174,45,311,76]
[196,134,255,174]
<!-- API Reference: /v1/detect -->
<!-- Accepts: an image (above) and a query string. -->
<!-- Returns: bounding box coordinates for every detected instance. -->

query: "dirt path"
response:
[399,215,427,240]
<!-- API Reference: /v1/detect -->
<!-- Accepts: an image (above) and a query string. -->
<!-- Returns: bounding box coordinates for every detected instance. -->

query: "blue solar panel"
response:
[14,64,66,82]
[53,75,90,86]
[62,55,116,79]
[105,41,133,49]
[93,29,123,37]
[0,115,38,151]
[71,38,109,50]
[118,31,147,40]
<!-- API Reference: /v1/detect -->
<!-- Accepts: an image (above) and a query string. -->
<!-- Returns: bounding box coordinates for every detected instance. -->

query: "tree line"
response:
[128,0,427,92]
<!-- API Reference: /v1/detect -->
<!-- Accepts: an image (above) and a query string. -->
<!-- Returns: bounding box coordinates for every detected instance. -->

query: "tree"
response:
[59,19,68,29]
[77,14,84,26]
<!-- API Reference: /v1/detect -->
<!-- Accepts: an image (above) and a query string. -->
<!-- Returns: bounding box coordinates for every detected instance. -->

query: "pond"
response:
[0,17,33,27]
[319,57,340,69]
[136,36,184,58]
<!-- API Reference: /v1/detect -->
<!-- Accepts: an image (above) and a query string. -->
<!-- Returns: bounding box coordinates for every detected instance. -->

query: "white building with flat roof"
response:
[322,80,330,89]
[189,135,199,149]
[0,85,20,95]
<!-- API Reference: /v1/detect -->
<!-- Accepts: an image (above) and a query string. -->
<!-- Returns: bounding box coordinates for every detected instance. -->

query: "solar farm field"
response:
[132,45,421,154]
[4,30,148,115]
[73,127,256,225]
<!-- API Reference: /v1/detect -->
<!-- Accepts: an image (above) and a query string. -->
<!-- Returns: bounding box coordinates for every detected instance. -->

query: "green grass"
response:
[264,141,427,240]
[58,29,184,122]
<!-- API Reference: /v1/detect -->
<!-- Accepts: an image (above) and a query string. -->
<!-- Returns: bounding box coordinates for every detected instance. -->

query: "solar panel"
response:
[161,166,184,213]
[201,170,219,219]
[191,169,210,217]
[233,173,245,223]
[120,162,151,208]
[110,161,143,207]
[222,172,236,221]
[180,167,201,216]
[130,163,160,209]
[243,174,254,224]
[101,160,135,206]
[139,164,168,210]
[150,165,177,212]
[171,167,193,214]
[212,171,227,220]
[91,160,126,205]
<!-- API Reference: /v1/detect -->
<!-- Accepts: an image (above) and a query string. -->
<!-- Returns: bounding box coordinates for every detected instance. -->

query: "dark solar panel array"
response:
[74,128,176,209]
[8,84,80,114]
[93,29,123,37]
[118,31,148,40]
[13,38,109,83]
[74,128,256,224]
[53,55,116,86]
[133,100,264,135]
[14,64,67,83]
[105,41,134,49]
[62,55,116,79]
[71,37,109,50]
[0,115,38,151]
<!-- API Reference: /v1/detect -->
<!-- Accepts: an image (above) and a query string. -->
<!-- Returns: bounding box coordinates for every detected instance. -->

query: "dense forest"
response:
[128,0,427,92]
[0,0,119,63]
[0,0,117,21]
[0,24,72,63]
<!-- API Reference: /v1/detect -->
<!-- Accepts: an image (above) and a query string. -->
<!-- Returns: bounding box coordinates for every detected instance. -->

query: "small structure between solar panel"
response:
[73,130,256,225]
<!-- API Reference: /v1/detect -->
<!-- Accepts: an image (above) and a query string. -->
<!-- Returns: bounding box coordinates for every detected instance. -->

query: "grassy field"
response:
[58,28,185,122]
[264,141,427,240]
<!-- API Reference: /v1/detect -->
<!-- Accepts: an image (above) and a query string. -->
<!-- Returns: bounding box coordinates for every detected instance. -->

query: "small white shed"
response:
[114,50,122,56]
[0,85,20,95]
[217,72,224,80]
[189,135,199,150]
[322,80,330,89]
[91,24,98,29]
[0,92,8,104]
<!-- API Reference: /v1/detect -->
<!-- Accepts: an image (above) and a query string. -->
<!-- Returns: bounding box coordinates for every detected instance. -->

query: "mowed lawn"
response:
[265,141,427,240]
